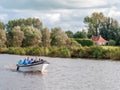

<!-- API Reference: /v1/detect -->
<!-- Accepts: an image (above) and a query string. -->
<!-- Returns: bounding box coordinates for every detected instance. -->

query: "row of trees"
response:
[84,12,120,45]
[0,12,120,48]
[0,18,71,47]
[65,30,87,38]
[66,12,120,45]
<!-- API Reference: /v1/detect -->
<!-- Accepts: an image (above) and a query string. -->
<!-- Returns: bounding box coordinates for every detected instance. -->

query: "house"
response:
[91,35,108,45]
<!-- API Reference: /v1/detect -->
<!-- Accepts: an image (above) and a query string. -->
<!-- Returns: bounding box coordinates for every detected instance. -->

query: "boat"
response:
[16,60,49,72]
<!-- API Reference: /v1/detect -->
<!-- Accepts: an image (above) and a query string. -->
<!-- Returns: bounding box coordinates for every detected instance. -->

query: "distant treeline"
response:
[0,12,120,47]
[0,18,74,47]
[0,12,120,60]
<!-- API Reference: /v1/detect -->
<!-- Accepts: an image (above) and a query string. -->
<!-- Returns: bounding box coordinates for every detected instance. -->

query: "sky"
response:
[0,0,120,32]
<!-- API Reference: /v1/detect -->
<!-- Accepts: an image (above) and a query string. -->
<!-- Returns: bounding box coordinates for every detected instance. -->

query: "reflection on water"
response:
[1,54,120,90]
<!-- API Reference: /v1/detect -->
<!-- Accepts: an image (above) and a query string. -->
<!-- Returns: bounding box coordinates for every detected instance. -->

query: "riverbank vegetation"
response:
[0,46,120,60]
[0,12,120,60]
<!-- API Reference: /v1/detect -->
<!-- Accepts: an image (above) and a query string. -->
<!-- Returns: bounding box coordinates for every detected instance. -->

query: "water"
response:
[0,54,120,90]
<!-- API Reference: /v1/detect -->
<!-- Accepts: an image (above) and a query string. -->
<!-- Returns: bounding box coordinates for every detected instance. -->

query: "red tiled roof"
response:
[91,35,108,43]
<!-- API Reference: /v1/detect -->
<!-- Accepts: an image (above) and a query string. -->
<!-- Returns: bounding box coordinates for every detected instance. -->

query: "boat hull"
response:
[18,64,49,72]
[17,60,49,72]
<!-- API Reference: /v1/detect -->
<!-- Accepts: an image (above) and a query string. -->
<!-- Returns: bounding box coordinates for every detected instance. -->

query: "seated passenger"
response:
[28,58,33,64]
[33,57,39,63]
[23,58,29,65]
[31,58,34,63]
[38,58,41,62]
[26,57,31,64]
[18,59,23,65]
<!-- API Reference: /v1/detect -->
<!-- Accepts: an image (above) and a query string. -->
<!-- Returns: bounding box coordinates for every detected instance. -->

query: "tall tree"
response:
[0,29,7,47]
[65,30,74,38]
[74,30,87,38]
[51,27,69,46]
[22,26,42,47]
[32,18,43,29]
[84,12,105,36]
[7,26,24,47]
[6,18,43,31]
[0,21,5,29]
[41,27,51,47]
[99,17,120,45]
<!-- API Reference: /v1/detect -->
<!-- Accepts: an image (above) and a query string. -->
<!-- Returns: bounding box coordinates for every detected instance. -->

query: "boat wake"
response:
[41,64,49,73]
[3,64,17,71]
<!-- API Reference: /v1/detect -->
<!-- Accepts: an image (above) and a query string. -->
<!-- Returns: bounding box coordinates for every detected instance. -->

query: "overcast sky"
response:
[0,0,120,32]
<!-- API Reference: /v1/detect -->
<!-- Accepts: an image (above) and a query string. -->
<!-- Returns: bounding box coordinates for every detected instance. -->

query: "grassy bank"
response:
[0,46,120,60]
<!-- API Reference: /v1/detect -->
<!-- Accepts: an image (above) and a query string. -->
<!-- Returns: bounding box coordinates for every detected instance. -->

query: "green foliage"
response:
[65,30,74,38]
[90,46,110,59]
[68,38,81,47]
[71,47,81,58]
[41,27,51,47]
[49,47,71,58]
[0,22,5,29]
[74,38,94,46]
[110,48,120,60]
[74,31,87,38]
[1,46,120,60]
[22,26,42,47]
[0,29,7,47]
[7,26,24,47]
[25,47,44,56]
[84,12,105,36]
[100,17,120,45]
[7,47,26,55]
[59,48,71,58]
[0,48,8,53]
[24,47,50,56]
[69,46,110,59]
[108,40,116,46]
[78,47,92,58]
[51,27,69,46]
[6,18,43,31]
[0,16,120,60]
[84,12,120,45]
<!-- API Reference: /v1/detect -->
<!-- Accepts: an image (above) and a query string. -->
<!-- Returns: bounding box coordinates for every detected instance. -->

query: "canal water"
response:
[0,54,120,90]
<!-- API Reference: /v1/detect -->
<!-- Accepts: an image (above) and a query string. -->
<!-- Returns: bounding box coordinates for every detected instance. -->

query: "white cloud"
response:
[0,0,120,32]
[108,6,120,19]
[42,13,61,24]
[63,0,108,8]
[0,14,7,21]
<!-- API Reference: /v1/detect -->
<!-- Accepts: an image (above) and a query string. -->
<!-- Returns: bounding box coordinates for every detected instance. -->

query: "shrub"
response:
[7,47,26,55]
[59,48,71,58]
[0,48,8,53]
[48,47,71,58]
[48,46,59,57]
[91,46,103,59]
[79,46,93,58]
[108,40,116,46]
[25,47,45,56]
[74,39,94,46]
[110,48,120,60]
[70,46,81,58]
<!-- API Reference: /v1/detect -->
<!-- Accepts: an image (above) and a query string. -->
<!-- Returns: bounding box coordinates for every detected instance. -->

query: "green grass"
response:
[101,46,120,50]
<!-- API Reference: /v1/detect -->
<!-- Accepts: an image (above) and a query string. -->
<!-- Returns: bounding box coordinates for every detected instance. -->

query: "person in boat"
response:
[31,58,34,63]
[33,57,39,63]
[26,57,31,64]
[28,58,34,64]
[23,57,29,65]
[38,58,42,61]
[18,59,23,65]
